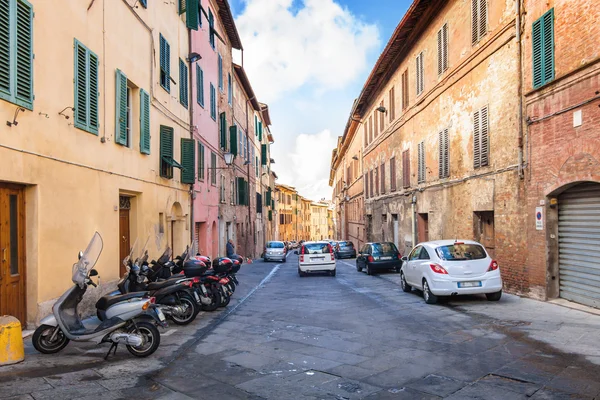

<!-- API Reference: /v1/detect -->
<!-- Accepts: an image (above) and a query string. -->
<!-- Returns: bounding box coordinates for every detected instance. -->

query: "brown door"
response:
[418,213,429,243]
[0,184,26,325]
[119,208,130,277]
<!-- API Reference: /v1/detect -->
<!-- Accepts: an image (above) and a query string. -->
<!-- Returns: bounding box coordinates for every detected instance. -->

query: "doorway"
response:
[119,196,131,277]
[474,211,495,257]
[392,214,399,249]
[418,213,429,242]
[0,183,26,324]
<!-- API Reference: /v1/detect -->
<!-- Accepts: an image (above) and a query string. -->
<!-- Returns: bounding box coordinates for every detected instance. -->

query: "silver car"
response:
[264,241,287,262]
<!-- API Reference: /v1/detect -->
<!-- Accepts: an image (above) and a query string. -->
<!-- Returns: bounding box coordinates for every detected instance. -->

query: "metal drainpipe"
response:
[516,0,525,179]
[188,28,195,246]
[411,195,417,247]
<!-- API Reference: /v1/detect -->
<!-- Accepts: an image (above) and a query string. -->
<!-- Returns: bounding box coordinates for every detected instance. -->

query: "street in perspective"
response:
[1,0,600,399]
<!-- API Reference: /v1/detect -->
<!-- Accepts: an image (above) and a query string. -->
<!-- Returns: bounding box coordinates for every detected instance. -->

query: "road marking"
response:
[162,329,178,337]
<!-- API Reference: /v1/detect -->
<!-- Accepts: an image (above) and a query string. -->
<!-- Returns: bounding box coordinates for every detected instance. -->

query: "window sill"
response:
[75,124,99,136]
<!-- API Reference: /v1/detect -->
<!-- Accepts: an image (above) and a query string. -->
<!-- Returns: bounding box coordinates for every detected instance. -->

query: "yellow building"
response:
[275,184,298,241]
[0,0,195,326]
[310,202,329,241]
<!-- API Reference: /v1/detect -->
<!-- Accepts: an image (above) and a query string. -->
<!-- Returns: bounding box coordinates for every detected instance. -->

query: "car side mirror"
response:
[294,251,298,255]
[401,256,408,262]
[78,251,83,260]
[89,269,98,277]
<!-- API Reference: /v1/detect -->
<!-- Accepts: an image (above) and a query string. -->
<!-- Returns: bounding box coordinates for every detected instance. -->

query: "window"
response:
[473,106,489,168]
[179,59,188,108]
[402,149,410,188]
[210,83,216,120]
[219,112,227,150]
[237,177,248,205]
[208,8,215,49]
[140,89,150,154]
[115,69,130,146]
[379,101,384,131]
[390,157,396,191]
[230,179,235,205]
[369,115,373,143]
[159,34,170,92]
[374,111,378,138]
[380,162,386,194]
[439,128,449,178]
[261,144,268,166]
[416,52,424,96]
[198,142,205,180]
[364,124,368,146]
[218,54,223,91]
[196,65,204,107]
[257,193,262,214]
[181,138,195,184]
[401,69,409,110]
[471,0,487,45]
[418,141,425,183]
[73,40,100,135]
[160,125,174,179]
[229,125,238,156]
[210,151,217,185]
[184,0,199,30]
[532,9,555,88]
[375,167,379,195]
[220,175,226,203]
[437,23,448,75]
[364,173,369,199]
[389,87,395,122]
[228,73,232,105]
[0,0,33,110]
[369,170,374,197]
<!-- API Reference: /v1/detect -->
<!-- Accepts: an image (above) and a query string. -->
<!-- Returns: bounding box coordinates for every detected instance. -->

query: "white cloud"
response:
[235,0,380,102]
[274,129,338,201]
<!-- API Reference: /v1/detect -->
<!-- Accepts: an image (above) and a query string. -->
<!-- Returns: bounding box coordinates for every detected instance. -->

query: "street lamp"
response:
[224,152,234,166]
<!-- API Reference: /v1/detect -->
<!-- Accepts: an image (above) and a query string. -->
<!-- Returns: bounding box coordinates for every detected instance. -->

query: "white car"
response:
[264,241,287,263]
[400,240,502,304]
[296,241,336,277]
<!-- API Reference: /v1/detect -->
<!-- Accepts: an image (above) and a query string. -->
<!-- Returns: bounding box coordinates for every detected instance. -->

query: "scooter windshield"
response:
[72,232,103,286]
[122,238,139,268]
[136,237,151,266]
[157,247,172,264]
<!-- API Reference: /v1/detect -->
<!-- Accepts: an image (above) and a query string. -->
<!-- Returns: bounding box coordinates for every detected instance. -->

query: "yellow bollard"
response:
[0,315,25,365]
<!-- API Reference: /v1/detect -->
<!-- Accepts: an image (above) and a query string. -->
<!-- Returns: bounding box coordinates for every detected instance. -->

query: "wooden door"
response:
[418,213,429,243]
[119,208,130,277]
[0,184,26,325]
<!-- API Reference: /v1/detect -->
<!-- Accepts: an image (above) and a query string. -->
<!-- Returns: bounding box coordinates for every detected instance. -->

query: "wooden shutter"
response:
[196,64,204,106]
[115,69,128,145]
[438,128,449,178]
[218,54,223,90]
[370,170,374,197]
[364,124,368,146]
[364,173,369,199]
[542,10,554,84]
[257,193,262,214]
[186,0,199,30]
[258,121,263,141]
[229,125,238,156]
[14,0,33,108]
[210,83,216,119]
[237,177,246,205]
[74,41,88,128]
[389,87,395,121]
[89,51,99,133]
[181,138,195,184]
[140,89,150,154]
[160,125,174,178]
[179,59,188,108]
[198,142,205,180]
[402,149,410,188]
[474,109,481,168]
[390,157,396,191]
[261,144,267,165]
[473,106,489,168]
[418,141,425,183]
[438,24,448,75]
[369,115,373,142]
[208,9,215,48]
[381,162,386,194]
[533,9,554,88]
[219,112,227,149]
[402,69,409,110]
[472,0,487,44]
[210,152,216,185]
[0,0,10,96]
[416,52,424,95]
[178,0,186,14]
[268,210,272,221]
[159,34,170,92]
[479,0,487,40]
[379,102,384,131]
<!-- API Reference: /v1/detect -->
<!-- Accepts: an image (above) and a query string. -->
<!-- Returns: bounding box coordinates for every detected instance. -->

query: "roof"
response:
[233,64,261,111]
[419,239,483,247]
[259,103,272,126]
[215,0,243,50]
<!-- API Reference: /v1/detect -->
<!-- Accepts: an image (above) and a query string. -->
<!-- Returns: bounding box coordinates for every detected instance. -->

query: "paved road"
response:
[2,253,600,399]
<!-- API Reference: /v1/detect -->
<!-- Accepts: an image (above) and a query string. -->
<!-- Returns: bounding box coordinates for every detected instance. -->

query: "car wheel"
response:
[366,264,373,276]
[298,268,304,277]
[330,269,336,277]
[356,263,362,272]
[400,273,412,292]
[486,290,502,301]
[422,279,438,304]
[283,257,287,263]
[263,258,268,262]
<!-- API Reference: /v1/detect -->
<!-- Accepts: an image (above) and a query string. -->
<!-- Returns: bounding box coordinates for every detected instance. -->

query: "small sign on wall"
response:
[536,207,544,231]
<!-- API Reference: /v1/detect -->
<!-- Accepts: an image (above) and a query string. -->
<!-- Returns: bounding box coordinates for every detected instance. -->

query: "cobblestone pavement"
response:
[1,253,600,399]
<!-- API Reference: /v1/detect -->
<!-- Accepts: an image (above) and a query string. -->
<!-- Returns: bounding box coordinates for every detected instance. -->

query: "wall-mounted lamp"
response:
[6,106,26,127]
[187,52,202,63]
[352,155,359,160]
[208,152,235,170]
[59,106,75,120]
[243,160,251,165]
[376,106,387,114]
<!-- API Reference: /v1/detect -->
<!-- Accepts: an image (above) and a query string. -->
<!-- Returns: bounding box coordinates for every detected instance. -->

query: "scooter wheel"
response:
[32,324,70,354]
[170,294,199,325]
[218,293,231,308]
[201,287,220,312]
[126,321,160,357]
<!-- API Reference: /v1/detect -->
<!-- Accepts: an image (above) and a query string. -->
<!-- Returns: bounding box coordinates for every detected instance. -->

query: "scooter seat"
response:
[147,280,178,290]
[96,291,148,311]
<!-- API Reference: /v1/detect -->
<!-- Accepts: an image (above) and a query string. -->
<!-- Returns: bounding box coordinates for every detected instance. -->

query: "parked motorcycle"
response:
[32,232,164,359]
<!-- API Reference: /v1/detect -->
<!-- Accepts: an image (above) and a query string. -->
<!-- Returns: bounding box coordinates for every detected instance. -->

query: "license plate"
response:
[156,308,166,322]
[381,256,392,260]
[458,281,482,288]
[193,291,200,302]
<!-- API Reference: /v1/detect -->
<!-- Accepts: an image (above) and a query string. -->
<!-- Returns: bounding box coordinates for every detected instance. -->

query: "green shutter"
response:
[179,59,188,108]
[186,0,199,30]
[196,64,204,106]
[178,0,186,14]
[258,121,263,142]
[230,125,238,157]
[74,39,99,135]
[218,54,223,90]
[160,125,174,178]
[181,138,195,184]
[14,0,33,109]
[268,210,272,221]
[219,112,227,149]
[159,34,170,92]
[254,115,258,136]
[208,9,215,48]
[88,51,99,133]
[266,187,271,205]
[532,9,554,89]
[115,69,128,145]
[261,144,267,165]
[237,177,245,205]
[140,89,150,154]
[271,199,274,209]
[0,0,10,96]
[198,142,205,180]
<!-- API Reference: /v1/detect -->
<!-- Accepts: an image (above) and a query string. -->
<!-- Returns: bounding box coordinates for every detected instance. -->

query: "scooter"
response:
[32,232,166,359]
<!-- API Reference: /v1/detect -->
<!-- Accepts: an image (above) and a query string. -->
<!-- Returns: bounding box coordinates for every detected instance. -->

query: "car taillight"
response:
[488,260,499,272]
[149,297,156,304]
[430,264,448,274]
[329,244,334,260]
[300,255,304,262]
[367,256,374,262]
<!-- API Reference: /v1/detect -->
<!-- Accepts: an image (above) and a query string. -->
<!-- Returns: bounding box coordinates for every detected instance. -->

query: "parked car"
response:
[400,240,502,304]
[335,241,357,259]
[295,241,336,277]
[356,242,402,275]
[264,241,287,263]
[290,240,298,249]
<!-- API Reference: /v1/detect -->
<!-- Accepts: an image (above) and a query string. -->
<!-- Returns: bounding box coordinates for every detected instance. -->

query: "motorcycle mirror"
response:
[78,251,83,260]
[89,269,99,277]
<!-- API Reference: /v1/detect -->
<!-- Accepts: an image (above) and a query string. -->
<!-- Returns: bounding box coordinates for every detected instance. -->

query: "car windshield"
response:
[267,242,284,248]
[371,243,398,255]
[339,242,354,248]
[436,244,487,261]
[303,243,331,254]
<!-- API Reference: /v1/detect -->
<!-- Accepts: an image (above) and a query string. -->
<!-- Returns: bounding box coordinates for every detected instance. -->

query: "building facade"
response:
[310,202,329,241]
[276,184,298,241]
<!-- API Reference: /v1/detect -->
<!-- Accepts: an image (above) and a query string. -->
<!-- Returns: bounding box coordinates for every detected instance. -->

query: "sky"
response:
[229,0,412,202]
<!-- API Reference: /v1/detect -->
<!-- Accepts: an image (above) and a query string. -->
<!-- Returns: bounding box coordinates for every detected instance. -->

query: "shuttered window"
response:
[390,156,396,191]
[261,144,267,165]
[237,177,247,205]
[196,64,204,107]
[438,128,449,178]
[437,23,448,75]
[139,89,150,154]
[257,193,262,214]
[219,112,227,150]
[0,0,33,110]
[160,126,174,179]
[210,83,216,120]
[268,210,272,221]
[374,111,378,138]
[266,187,272,205]
[115,69,128,145]
[473,106,489,168]
[208,8,215,49]
[471,0,487,45]
[198,142,205,180]
[379,101,384,132]
[369,115,373,143]
[228,73,232,105]
[375,167,379,195]
[74,39,99,135]
[159,34,170,92]
[258,121,263,142]
[532,9,555,88]
[210,152,217,185]
[364,124,368,146]
[380,162,386,194]
[401,69,409,110]
[186,0,199,30]
[178,0,186,14]
[418,141,425,183]
[416,52,424,96]
[229,125,238,156]
[181,138,195,184]
[389,87,395,122]
[369,170,374,198]
[364,173,369,199]
[179,59,188,108]
[402,150,410,188]
[218,54,223,91]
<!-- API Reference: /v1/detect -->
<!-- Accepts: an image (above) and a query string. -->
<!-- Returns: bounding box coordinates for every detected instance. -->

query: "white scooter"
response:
[32,232,167,359]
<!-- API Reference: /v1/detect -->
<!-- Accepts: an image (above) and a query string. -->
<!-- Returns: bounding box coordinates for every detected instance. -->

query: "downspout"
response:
[411,195,417,248]
[516,0,525,179]
[246,99,252,258]
[188,28,195,246]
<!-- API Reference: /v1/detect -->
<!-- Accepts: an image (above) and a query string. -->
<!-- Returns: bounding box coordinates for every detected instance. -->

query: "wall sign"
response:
[536,207,543,231]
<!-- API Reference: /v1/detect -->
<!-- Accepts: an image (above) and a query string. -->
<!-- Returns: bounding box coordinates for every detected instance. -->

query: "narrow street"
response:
[2,253,600,399]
